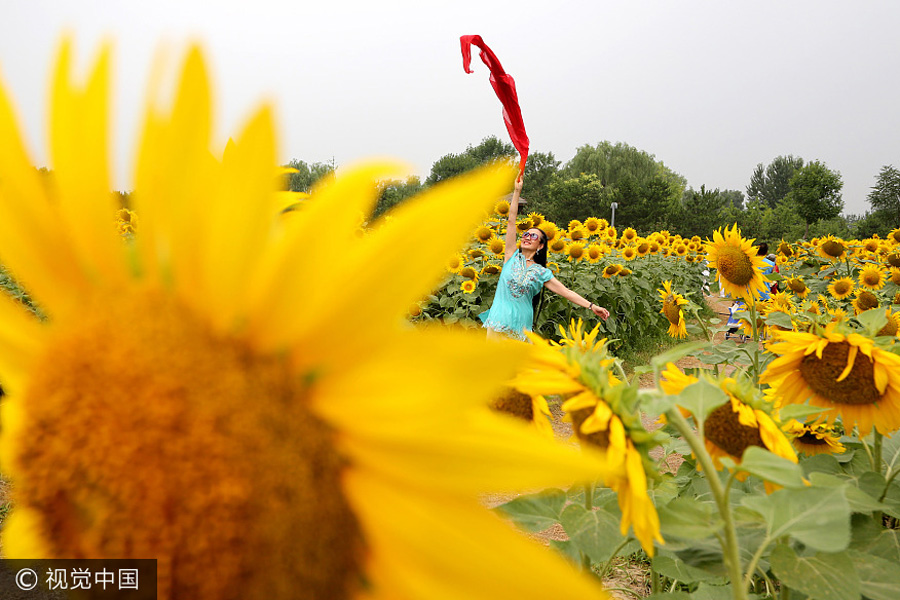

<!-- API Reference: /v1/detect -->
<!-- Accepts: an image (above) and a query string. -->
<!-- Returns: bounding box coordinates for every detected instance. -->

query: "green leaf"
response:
[741,485,851,551]
[558,503,629,563]
[650,340,710,370]
[807,472,888,514]
[646,593,692,600]
[769,544,861,600]
[860,528,900,564]
[855,308,889,336]
[548,539,581,564]
[671,378,729,421]
[651,554,722,584]
[657,497,721,540]
[737,446,807,489]
[778,404,830,422]
[494,488,567,532]
[693,583,739,600]
[848,550,900,600]
[800,453,844,476]
[765,310,795,329]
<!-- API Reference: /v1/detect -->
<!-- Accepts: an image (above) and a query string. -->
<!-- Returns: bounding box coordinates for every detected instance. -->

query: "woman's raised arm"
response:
[503,175,523,262]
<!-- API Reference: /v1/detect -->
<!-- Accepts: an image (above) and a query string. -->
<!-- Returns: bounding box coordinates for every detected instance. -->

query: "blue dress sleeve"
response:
[537,265,554,285]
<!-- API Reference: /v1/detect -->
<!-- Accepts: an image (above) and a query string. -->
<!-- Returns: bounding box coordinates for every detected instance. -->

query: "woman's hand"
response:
[591,304,610,320]
[514,174,524,193]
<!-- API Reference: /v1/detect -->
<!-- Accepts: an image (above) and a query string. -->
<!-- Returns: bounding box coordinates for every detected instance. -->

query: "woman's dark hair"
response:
[529,229,549,328]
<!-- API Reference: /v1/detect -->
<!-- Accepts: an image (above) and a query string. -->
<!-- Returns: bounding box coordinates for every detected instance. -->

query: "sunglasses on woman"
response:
[521,232,541,241]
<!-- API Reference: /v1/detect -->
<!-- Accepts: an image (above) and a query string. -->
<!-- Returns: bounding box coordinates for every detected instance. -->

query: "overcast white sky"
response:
[1,0,898,215]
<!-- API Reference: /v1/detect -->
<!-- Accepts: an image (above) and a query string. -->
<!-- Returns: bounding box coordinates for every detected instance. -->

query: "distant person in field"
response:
[757,242,777,301]
[480,174,609,341]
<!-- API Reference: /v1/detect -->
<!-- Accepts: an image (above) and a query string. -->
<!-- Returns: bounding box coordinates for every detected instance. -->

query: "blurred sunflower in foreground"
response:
[0,41,615,600]
[512,320,665,556]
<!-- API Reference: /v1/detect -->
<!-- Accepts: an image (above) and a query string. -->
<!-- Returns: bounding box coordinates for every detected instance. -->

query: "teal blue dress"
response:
[479,249,554,340]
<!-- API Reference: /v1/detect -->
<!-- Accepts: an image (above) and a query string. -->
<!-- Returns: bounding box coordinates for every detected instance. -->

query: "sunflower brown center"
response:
[863,272,882,287]
[798,341,881,406]
[788,279,807,294]
[663,295,682,325]
[797,432,827,445]
[716,246,754,286]
[16,289,363,600]
[878,316,898,337]
[821,240,845,257]
[569,408,610,449]
[857,291,879,311]
[704,402,764,458]
[491,388,535,422]
[834,281,852,295]
[888,253,900,268]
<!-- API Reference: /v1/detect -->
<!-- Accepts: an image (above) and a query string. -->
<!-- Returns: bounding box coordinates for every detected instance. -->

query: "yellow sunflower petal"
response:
[836,344,858,382]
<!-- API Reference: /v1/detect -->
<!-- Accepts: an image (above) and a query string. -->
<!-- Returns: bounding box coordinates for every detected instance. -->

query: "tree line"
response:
[287,137,898,240]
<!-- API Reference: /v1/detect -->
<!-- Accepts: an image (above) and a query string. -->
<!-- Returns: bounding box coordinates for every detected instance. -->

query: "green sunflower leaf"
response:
[493,488,566,532]
[764,310,794,329]
[559,503,635,563]
[806,472,888,514]
[769,544,860,600]
[651,554,722,585]
[855,307,889,336]
[657,497,721,540]
[737,446,807,489]
[741,485,851,551]
[848,549,900,600]
[778,404,829,422]
[670,378,729,422]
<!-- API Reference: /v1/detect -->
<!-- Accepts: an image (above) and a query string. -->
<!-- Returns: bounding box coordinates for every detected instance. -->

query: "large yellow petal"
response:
[0,69,90,317]
[49,39,128,288]
[0,294,43,397]
[344,470,610,600]
[337,409,616,494]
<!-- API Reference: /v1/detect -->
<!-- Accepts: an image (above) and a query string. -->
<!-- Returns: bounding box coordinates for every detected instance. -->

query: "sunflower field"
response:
[413,209,709,351]
[2,39,900,600]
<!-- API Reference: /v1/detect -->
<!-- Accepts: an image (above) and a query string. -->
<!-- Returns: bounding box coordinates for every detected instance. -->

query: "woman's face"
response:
[521,228,544,252]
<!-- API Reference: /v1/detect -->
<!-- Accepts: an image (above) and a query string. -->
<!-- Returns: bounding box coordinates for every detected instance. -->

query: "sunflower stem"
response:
[597,537,631,581]
[748,300,761,386]
[650,564,660,595]
[873,430,885,526]
[584,482,593,511]
[666,409,748,600]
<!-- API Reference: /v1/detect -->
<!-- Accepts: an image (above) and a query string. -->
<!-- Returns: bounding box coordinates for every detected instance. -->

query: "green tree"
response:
[746,155,804,208]
[672,185,729,237]
[545,173,607,225]
[520,151,560,213]
[609,175,677,232]
[867,165,900,223]
[285,159,335,192]
[787,161,843,237]
[759,198,806,242]
[372,176,424,219]
[425,136,515,185]
[561,141,686,199]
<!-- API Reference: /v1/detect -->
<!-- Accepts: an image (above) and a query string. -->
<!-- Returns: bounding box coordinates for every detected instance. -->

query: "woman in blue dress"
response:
[480,176,609,341]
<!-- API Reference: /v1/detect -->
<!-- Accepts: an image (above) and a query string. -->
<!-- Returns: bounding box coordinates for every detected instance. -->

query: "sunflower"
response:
[0,42,615,599]
[515,218,533,233]
[459,265,479,281]
[877,309,900,337]
[828,277,855,300]
[468,248,486,259]
[704,224,770,302]
[548,237,567,253]
[648,241,661,254]
[513,324,664,556]
[858,265,887,290]
[818,235,847,260]
[635,239,651,258]
[617,268,633,277]
[568,219,583,231]
[583,216,601,234]
[569,227,586,241]
[621,227,637,243]
[890,268,900,286]
[673,243,688,257]
[488,237,505,256]
[586,243,604,263]
[447,253,465,274]
[538,220,558,241]
[527,212,544,227]
[778,240,793,257]
[116,207,138,236]
[460,280,477,294]
[887,253,900,269]
[863,238,881,253]
[490,387,554,438]
[546,261,560,275]
[566,241,586,262]
[474,224,493,243]
[407,303,423,318]
[657,281,688,339]
[785,277,810,298]
[481,263,502,276]
[621,246,637,261]
[661,364,797,480]
[783,420,846,456]
[494,199,510,217]
[852,290,880,314]
[605,226,617,242]
[889,228,900,244]
[761,322,900,436]
[603,263,623,278]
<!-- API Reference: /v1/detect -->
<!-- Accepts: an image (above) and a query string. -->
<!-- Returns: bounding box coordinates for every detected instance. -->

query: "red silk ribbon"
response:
[460,35,529,175]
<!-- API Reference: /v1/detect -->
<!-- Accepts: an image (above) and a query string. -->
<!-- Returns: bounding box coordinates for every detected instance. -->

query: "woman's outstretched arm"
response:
[504,175,523,262]
[544,277,610,320]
